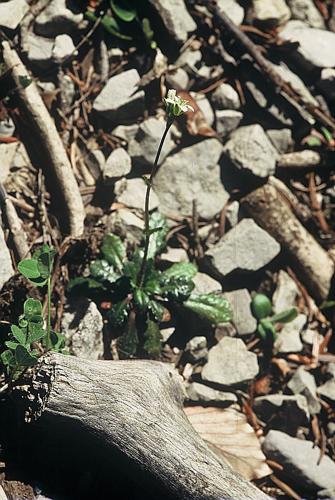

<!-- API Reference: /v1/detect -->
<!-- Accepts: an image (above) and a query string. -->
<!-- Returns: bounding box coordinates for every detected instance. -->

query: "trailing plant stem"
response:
[137,119,173,287]
[46,276,52,350]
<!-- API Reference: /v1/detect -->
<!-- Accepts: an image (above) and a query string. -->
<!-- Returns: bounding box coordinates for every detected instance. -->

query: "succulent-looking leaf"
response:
[184,294,232,324]
[320,300,335,310]
[108,301,129,328]
[161,262,197,281]
[24,299,43,322]
[5,341,20,350]
[259,318,276,341]
[1,349,15,367]
[34,245,56,279]
[110,0,137,22]
[11,325,26,344]
[257,323,267,340]
[148,300,165,322]
[17,259,46,287]
[143,320,161,357]
[251,294,272,320]
[28,323,45,343]
[15,344,38,367]
[101,234,126,271]
[270,307,298,324]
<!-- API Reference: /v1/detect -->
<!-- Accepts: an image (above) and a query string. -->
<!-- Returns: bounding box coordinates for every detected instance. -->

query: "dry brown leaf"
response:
[184,405,272,481]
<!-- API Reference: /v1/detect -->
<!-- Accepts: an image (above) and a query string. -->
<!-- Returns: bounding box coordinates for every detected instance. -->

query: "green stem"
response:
[137,118,173,288]
[46,275,52,350]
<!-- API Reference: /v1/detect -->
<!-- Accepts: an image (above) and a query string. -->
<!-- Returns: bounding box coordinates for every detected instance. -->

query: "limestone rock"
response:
[273,270,299,314]
[185,336,208,363]
[252,0,291,27]
[216,110,243,138]
[35,0,83,36]
[0,0,28,30]
[128,117,174,166]
[253,394,309,430]
[287,366,321,414]
[114,178,159,211]
[287,0,326,29]
[267,129,294,154]
[211,83,241,110]
[52,34,76,62]
[216,0,245,25]
[192,273,222,295]
[104,148,132,182]
[147,0,196,44]
[224,289,257,335]
[186,382,238,404]
[274,314,306,354]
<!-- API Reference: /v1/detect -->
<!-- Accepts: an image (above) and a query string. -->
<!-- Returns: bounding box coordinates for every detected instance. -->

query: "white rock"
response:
[185,336,208,362]
[286,0,325,29]
[287,366,321,414]
[128,117,174,166]
[104,148,131,182]
[0,226,14,290]
[147,0,196,44]
[216,0,245,25]
[224,289,257,335]
[267,129,293,154]
[0,0,28,30]
[272,270,299,314]
[216,110,243,137]
[175,49,202,73]
[35,0,83,37]
[0,117,15,138]
[254,394,310,426]
[192,273,222,295]
[166,67,189,90]
[211,83,241,110]
[225,200,240,227]
[252,0,291,27]
[114,178,159,211]
[27,33,54,66]
[186,382,238,404]
[274,314,306,354]
[191,93,215,126]
[160,247,189,263]
[317,68,335,102]
[274,61,318,105]
[52,34,76,62]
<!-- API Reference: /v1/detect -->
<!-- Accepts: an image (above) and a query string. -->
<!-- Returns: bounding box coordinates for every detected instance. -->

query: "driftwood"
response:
[5,353,270,500]
[1,42,85,237]
[242,183,334,302]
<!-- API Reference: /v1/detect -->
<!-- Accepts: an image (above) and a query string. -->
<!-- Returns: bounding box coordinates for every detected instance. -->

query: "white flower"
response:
[163,89,194,117]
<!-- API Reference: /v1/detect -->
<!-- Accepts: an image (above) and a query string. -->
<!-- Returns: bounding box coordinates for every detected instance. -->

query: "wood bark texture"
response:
[242,183,334,301]
[1,42,85,237]
[12,353,271,500]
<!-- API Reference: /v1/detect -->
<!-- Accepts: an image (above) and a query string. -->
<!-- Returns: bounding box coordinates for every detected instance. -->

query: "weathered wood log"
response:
[242,183,334,302]
[6,353,270,500]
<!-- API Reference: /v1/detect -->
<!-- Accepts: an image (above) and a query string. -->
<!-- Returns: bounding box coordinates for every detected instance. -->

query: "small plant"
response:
[69,90,232,357]
[251,293,298,342]
[0,244,65,380]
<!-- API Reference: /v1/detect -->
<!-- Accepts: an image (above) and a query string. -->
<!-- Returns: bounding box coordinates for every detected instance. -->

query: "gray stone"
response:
[262,430,335,492]
[317,68,335,102]
[211,83,241,110]
[215,323,237,341]
[84,149,105,180]
[253,394,309,427]
[273,270,299,313]
[27,33,54,67]
[327,422,335,437]
[274,314,306,354]
[252,0,291,27]
[215,110,243,138]
[202,337,259,385]
[216,0,244,25]
[223,124,278,178]
[104,148,131,182]
[0,226,14,290]
[267,129,293,154]
[287,0,326,29]
[301,328,322,345]
[192,273,222,295]
[107,209,143,246]
[274,62,318,106]
[0,142,31,183]
[280,21,335,68]
[153,139,228,220]
[206,219,280,277]
[148,0,196,44]
[186,382,238,404]
[175,49,202,73]
[185,336,208,363]
[225,200,240,227]
[224,289,257,335]
[128,117,174,166]
[114,177,159,211]
[35,0,83,37]
[112,124,139,143]
[318,379,335,402]
[93,69,145,124]
[0,117,15,138]
[61,298,104,359]
[0,0,28,30]
[166,67,189,90]
[160,247,189,264]
[318,487,335,499]
[287,366,321,414]
[191,93,215,126]
[52,34,76,62]
[246,80,293,127]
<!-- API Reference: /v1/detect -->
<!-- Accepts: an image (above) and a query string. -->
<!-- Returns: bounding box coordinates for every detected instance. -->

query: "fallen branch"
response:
[1,42,85,237]
[242,183,334,301]
[4,353,270,500]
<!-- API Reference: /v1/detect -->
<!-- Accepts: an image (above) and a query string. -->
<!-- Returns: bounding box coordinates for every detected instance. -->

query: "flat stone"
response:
[128,117,174,166]
[176,49,202,74]
[273,62,318,106]
[104,148,131,182]
[267,129,294,154]
[185,336,208,362]
[253,394,309,428]
[0,226,14,290]
[107,208,143,246]
[160,247,189,264]
[287,0,326,29]
[252,0,291,27]
[246,80,293,127]
[202,337,259,386]
[223,124,278,178]
[148,0,196,44]
[166,67,189,90]
[35,0,83,37]
[224,289,257,335]
[206,219,280,277]
[262,430,335,492]
[280,21,335,68]
[93,69,145,124]
[211,83,241,110]
[191,93,215,126]
[52,34,76,62]
[318,379,335,402]
[114,178,159,211]
[192,273,222,295]
[215,323,237,341]
[112,124,139,143]
[186,382,238,404]
[0,0,28,30]
[273,270,299,314]
[274,314,306,354]
[287,366,321,414]
[225,200,240,227]
[61,298,104,359]
[318,487,335,499]
[153,139,228,220]
[27,33,54,67]
[216,110,243,138]
[216,0,244,25]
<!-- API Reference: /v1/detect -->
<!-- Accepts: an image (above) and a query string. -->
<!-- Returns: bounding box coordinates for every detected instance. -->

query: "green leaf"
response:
[50,331,65,351]
[101,234,126,271]
[11,325,26,344]
[259,318,277,341]
[142,17,156,49]
[19,75,32,88]
[321,127,333,144]
[34,244,56,279]
[1,349,15,367]
[23,299,43,322]
[15,344,38,367]
[161,275,194,303]
[5,341,20,350]
[184,294,232,324]
[18,259,41,279]
[110,0,137,22]
[28,323,45,343]
[270,307,298,324]
[147,211,168,258]
[90,259,120,284]
[143,320,161,357]
[161,262,197,281]
[148,300,164,321]
[257,323,267,340]
[251,294,272,320]
[108,301,129,328]
[320,300,335,310]
[67,276,105,292]
[133,288,150,310]
[304,135,322,147]
[18,318,28,329]
[117,314,138,356]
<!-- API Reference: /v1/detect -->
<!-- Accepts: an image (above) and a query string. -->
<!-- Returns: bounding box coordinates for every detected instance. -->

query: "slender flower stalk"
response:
[136,90,194,288]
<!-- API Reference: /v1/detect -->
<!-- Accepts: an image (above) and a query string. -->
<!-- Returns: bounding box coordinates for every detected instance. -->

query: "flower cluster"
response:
[163,89,194,118]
